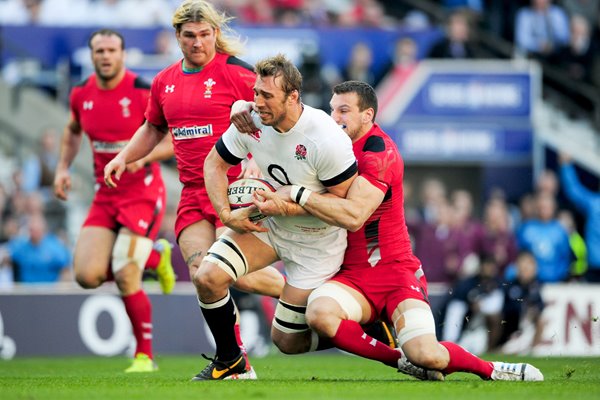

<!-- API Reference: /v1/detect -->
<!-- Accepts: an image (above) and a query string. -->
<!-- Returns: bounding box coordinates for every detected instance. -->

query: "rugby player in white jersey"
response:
[194,54,357,380]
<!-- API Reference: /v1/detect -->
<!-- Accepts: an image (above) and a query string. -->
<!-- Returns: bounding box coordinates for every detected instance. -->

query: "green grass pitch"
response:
[1,354,599,400]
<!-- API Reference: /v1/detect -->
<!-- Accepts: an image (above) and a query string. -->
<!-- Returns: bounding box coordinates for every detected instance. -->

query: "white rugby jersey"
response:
[217,104,357,234]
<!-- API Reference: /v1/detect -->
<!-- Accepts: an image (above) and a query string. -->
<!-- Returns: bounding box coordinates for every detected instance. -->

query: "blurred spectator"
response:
[377,36,419,90]
[354,0,396,27]
[517,192,537,226]
[4,213,72,283]
[550,14,596,84]
[514,0,570,59]
[238,0,275,25]
[0,0,42,25]
[557,209,588,280]
[480,197,518,277]
[516,192,572,282]
[152,28,181,63]
[499,251,545,355]
[535,168,559,197]
[427,10,479,59]
[0,246,14,288]
[446,189,484,279]
[561,0,600,27]
[341,41,381,87]
[442,256,504,355]
[534,167,567,211]
[376,37,420,124]
[418,177,447,224]
[559,152,600,282]
[410,200,455,285]
[21,127,59,199]
[276,6,306,26]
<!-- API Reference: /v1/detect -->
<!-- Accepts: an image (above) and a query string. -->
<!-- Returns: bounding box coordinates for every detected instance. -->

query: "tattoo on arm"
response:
[185,251,204,266]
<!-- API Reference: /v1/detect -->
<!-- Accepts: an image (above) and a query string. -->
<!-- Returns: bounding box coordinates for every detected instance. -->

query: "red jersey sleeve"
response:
[226,58,256,101]
[145,72,167,128]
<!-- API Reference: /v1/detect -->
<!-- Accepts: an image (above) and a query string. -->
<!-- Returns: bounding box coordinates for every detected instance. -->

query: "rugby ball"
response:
[227,178,275,222]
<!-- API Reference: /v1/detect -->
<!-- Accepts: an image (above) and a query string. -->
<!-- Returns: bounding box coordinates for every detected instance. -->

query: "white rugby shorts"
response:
[253,218,347,290]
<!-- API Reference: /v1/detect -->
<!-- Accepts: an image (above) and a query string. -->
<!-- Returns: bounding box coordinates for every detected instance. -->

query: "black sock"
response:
[199,293,240,361]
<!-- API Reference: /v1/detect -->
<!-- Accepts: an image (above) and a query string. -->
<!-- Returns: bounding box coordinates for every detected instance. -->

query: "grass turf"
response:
[1,354,599,400]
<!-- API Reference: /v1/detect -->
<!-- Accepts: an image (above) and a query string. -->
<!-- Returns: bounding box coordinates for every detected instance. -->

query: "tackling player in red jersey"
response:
[103,0,284,380]
[248,81,543,382]
[53,29,176,373]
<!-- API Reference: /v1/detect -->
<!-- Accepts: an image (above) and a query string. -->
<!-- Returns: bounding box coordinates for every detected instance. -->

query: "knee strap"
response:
[272,300,308,334]
[112,234,153,273]
[203,236,248,282]
[307,282,363,322]
[394,307,436,347]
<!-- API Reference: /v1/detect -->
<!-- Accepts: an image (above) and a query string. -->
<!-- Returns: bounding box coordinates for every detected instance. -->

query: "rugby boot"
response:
[490,362,544,381]
[155,239,176,294]
[124,353,158,373]
[398,353,445,381]
[191,352,250,381]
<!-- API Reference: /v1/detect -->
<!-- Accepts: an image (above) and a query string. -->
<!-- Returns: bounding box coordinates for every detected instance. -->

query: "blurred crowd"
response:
[403,156,598,355]
[2,1,599,99]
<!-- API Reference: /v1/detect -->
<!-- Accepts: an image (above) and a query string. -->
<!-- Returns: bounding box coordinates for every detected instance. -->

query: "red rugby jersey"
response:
[145,52,255,186]
[70,70,160,188]
[343,124,417,269]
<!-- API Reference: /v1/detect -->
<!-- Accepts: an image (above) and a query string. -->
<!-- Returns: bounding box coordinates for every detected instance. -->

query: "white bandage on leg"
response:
[272,300,308,334]
[394,307,436,347]
[112,234,153,273]
[307,282,363,322]
[198,291,231,309]
[203,236,248,281]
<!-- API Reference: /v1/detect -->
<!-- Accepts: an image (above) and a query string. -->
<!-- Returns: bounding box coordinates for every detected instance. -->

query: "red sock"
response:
[122,290,153,358]
[440,341,493,379]
[234,323,252,369]
[332,319,400,368]
[145,249,161,270]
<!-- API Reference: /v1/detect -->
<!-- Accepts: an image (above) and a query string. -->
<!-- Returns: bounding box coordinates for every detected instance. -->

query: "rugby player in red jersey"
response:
[53,29,176,373]
[246,81,543,382]
[103,0,284,380]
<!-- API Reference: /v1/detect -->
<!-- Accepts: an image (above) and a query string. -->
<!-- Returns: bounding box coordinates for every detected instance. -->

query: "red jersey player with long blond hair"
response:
[54,29,176,373]
[103,0,284,380]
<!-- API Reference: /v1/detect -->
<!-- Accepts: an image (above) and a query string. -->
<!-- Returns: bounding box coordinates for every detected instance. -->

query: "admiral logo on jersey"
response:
[92,140,129,153]
[172,124,213,140]
[204,78,216,98]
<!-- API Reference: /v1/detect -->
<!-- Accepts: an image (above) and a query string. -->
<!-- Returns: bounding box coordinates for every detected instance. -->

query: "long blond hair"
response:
[172,0,244,56]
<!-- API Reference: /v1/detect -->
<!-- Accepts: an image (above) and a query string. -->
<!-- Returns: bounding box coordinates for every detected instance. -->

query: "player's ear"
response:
[362,108,374,123]
[288,89,299,103]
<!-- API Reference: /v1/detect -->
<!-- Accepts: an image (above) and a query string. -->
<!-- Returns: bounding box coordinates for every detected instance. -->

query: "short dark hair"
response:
[88,29,125,50]
[255,54,302,96]
[332,80,378,120]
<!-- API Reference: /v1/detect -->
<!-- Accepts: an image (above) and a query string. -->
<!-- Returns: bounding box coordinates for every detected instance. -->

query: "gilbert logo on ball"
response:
[227,178,275,222]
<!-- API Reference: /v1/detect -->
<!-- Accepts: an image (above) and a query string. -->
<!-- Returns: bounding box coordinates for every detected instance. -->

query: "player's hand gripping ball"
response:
[227,178,275,222]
